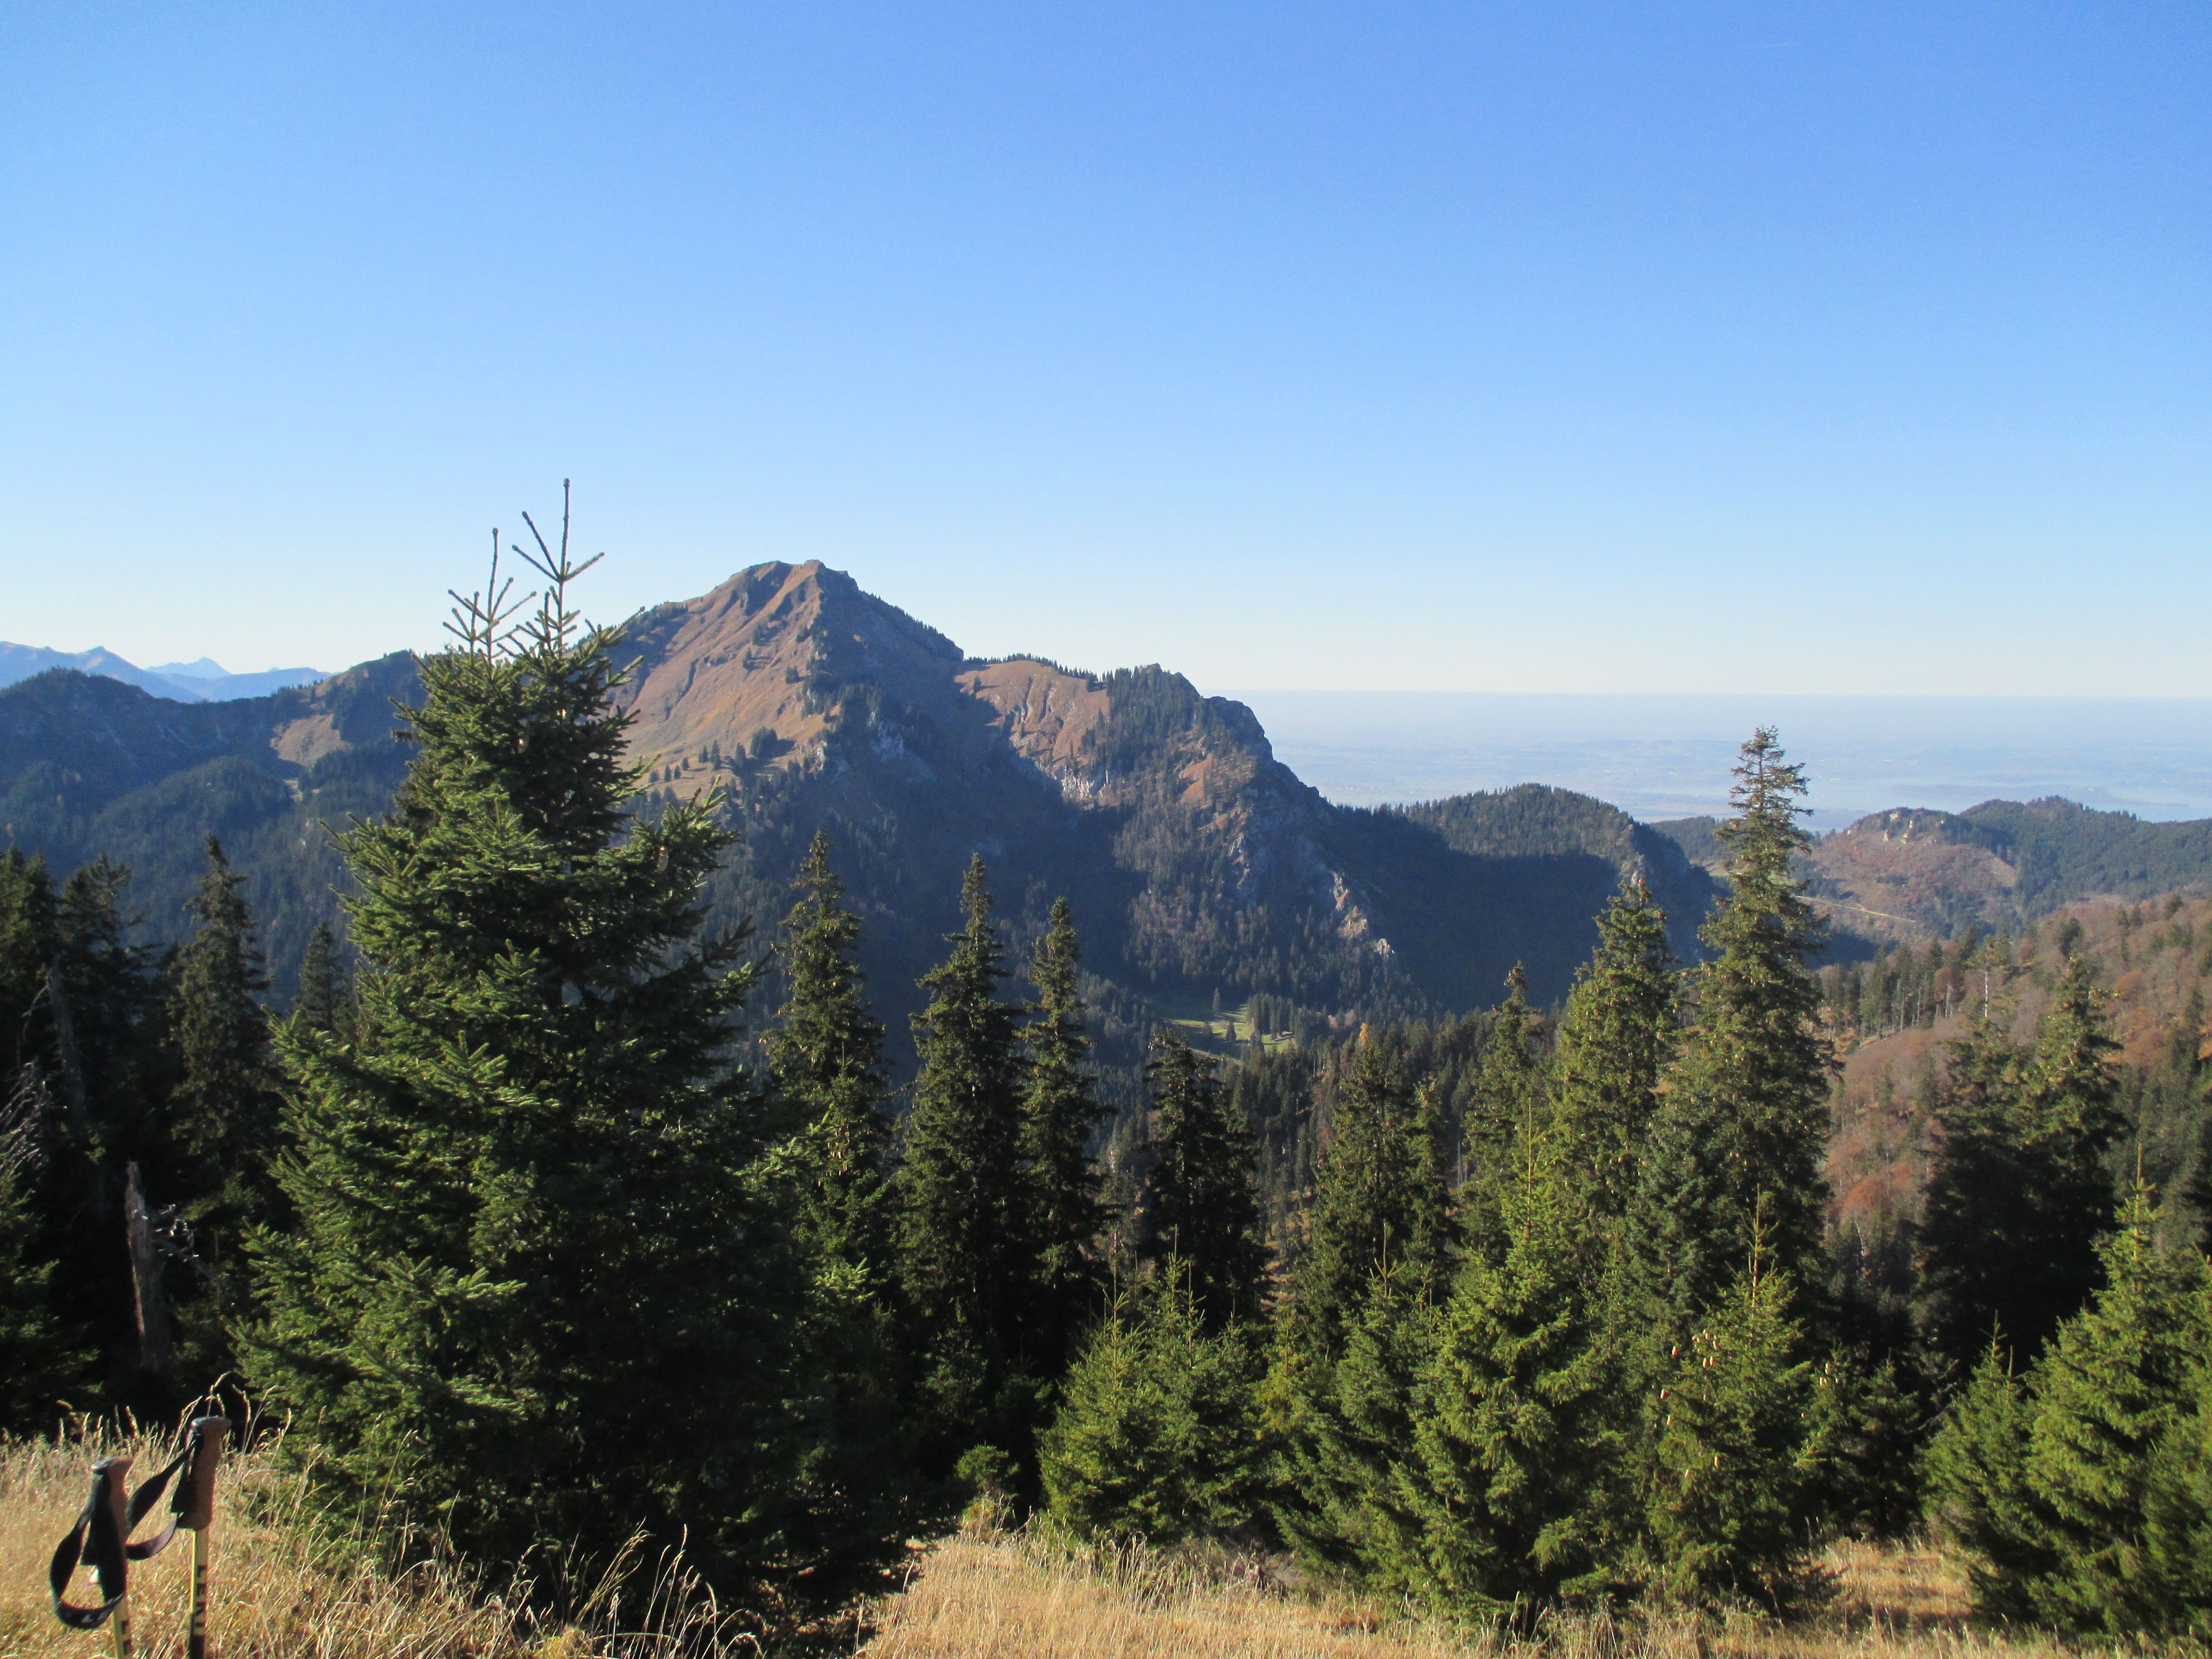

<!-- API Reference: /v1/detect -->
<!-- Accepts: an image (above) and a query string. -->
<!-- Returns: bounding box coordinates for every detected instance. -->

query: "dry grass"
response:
[0,1422,757,1658]
[862,1519,2177,1659]
[5,1430,2189,1659]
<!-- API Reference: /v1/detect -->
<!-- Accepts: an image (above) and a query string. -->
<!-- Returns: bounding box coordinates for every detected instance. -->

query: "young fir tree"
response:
[2143,1363,2212,1636]
[1646,1203,1822,1610]
[898,855,1036,1478]
[768,830,894,1279]
[1920,957,2123,1373]
[1141,1032,1267,1330]
[2016,1183,2210,1634]
[1039,1269,1265,1543]
[1022,898,1110,1384]
[1925,1337,2055,1624]
[1636,730,1834,1334]
[1551,879,1677,1222]
[248,524,817,1580]
[1273,1034,1453,1575]
[1402,1113,1625,1614]
[166,836,284,1271]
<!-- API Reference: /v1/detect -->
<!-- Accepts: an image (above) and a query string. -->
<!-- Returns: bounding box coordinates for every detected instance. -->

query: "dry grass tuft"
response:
[0,1422,758,1658]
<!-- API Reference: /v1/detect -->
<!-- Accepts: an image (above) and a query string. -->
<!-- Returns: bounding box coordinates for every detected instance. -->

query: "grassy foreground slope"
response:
[2,1425,2152,1659]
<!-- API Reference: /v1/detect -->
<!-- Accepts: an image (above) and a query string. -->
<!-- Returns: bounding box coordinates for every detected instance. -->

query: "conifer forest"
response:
[9,558,2212,1648]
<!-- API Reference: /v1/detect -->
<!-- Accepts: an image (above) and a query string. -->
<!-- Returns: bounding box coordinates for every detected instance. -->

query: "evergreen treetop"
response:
[1638,729,1834,1325]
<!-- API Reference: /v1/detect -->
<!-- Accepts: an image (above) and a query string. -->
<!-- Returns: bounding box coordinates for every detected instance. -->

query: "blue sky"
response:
[2,3,2206,693]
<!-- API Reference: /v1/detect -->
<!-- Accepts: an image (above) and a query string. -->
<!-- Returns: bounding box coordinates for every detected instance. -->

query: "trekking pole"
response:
[99,1458,133,1659]
[175,1417,230,1659]
[48,1453,135,1656]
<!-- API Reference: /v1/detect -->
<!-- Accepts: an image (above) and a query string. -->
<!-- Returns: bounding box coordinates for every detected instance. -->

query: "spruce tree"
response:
[1551,879,1677,1221]
[1920,958,2123,1372]
[761,831,916,1562]
[1022,898,1110,1384]
[166,835,284,1276]
[248,528,815,1579]
[1273,1033,1452,1575]
[898,855,1035,1476]
[2018,1183,2210,1633]
[1039,1271,1264,1543]
[0,1140,81,1434]
[1403,1118,1625,1613]
[1282,1035,1450,1362]
[293,920,347,1035]
[1465,968,1548,1203]
[1636,729,1833,1332]
[1646,1206,1821,1610]
[768,830,893,1278]
[1142,1032,1267,1330]
[1925,1337,2055,1624]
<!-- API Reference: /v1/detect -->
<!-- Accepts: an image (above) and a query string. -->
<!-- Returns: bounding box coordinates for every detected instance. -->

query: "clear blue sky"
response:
[3,3,2206,693]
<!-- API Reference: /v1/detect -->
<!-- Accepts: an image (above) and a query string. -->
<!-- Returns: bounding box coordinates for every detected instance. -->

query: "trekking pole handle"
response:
[176,1417,229,1532]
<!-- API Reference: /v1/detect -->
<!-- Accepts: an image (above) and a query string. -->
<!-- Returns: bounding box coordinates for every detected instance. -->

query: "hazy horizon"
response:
[1223,691,2212,829]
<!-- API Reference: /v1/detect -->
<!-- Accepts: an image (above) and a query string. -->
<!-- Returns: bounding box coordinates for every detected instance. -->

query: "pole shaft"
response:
[108,1597,132,1659]
[188,1525,211,1659]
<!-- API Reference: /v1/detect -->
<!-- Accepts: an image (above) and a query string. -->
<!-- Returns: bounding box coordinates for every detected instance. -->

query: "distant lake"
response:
[1216,693,2212,831]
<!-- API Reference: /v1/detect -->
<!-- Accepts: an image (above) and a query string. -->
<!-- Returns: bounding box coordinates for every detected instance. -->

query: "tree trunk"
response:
[124,1161,171,1376]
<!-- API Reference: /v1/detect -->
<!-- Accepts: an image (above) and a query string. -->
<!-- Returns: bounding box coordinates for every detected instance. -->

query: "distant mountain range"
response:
[0,642,326,703]
[7,565,2212,1059]
[1651,800,2212,945]
[0,564,1714,1065]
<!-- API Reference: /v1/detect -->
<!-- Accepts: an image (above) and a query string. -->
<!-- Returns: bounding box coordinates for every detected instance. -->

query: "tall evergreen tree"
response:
[1551,879,1677,1222]
[1636,729,1834,1332]
[248,526,818,1581]
[166,835,284,1269]
[768,830,893,1277]
[898,855,1035,1476]
[762,829,916,1577]
[1920,957,2124,1372]
[1022,897,1110,1383]
[1141,1032,1267,1330]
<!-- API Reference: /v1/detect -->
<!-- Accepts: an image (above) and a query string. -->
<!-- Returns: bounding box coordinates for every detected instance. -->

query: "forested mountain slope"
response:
[1653,797,2212,944]
[0,562,1711,1048]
